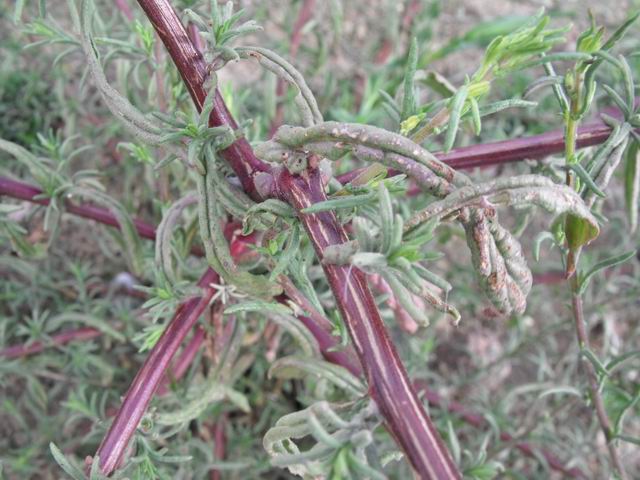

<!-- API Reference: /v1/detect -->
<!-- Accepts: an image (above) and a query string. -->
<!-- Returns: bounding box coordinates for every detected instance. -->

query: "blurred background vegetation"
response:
[0,0,639,478]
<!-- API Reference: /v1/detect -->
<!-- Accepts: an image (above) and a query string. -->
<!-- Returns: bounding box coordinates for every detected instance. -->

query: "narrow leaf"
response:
[401,37,418,121]
[624,141,640,232]
[578,250,636,295]
[444,86,469,153]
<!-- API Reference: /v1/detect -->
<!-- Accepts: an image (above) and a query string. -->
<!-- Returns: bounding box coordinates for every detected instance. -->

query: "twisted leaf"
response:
[406,174,599,240]
[196,147,281,298]
[268,356,365,398]
[155,192,198,284]
[236,46,322,126]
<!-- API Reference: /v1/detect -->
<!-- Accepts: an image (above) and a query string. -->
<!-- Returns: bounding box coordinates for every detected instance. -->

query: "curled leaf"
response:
[236,46,322,126]
[197,147,282,298]
[406,174,599,245]
[156,192,198,284]
[268,356,365,398]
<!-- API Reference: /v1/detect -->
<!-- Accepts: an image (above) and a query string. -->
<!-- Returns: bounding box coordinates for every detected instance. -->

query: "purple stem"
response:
[276,167,460,478]
[0,176,204,257]
[336,120,624,184]
[156,326,206,396]
[95,268,217,475]
[134,1,460,476]
[134,0,269,201]
[0,327,102,359]
[1,174,584,477]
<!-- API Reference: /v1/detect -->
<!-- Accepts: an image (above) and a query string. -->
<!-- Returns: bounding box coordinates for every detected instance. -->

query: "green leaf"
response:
[613,388,640,436]
[301,192,375,213]
[569,162,605,198]
[615,434,640,446]
[13,0,26,24]
[624,141,640,232]
[580,348,609,377]
[401,37,418,121]
[270,225,302,281]
[268,356,365,397]
[564,214,599,252]
[422,71,456,97]
[538,386,583,398]
[224,387,251,413]
[49,443,86,480]
[601,11,640,51]
[533,231,556,262]
[577,250,636,295]
[444,85,469,153]
[224,301,292,316]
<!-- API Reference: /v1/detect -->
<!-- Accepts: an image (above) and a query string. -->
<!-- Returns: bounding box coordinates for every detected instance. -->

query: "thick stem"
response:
[156,326,206,396]
[135,1,459,475]
[135,0,270,200]
[95,268,218,475]
[1,174,585,478]
[275,167,460,478]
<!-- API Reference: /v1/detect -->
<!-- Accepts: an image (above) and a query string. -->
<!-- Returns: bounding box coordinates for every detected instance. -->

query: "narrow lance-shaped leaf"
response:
[401,37,418,121]
[569,162,605,198]
[270,224,302,281]
[0,139,65,194]
[577,250,636,295]
[624,141,640,232]
[265,313,321,357]
[81,1,165,145]
[268,356,365,398]
[66,186,144,276]
[236,46,323,126]
[223,300,293,316]
[49,443,86,480]
[444,85,469,153]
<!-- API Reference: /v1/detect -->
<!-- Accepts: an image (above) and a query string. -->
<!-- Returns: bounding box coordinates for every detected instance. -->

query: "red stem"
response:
[135,1,460,476]
[0,176,584,477]
[9,0,607,475]
[0,327,101,359]
[210,414,227,480]
[275,167,460,478]
[134,0,269,201]
[336,119,621,184]
[95,268,218,475]
[115,0,134,21]
[156,326,206,396]
[0,176,204,257]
